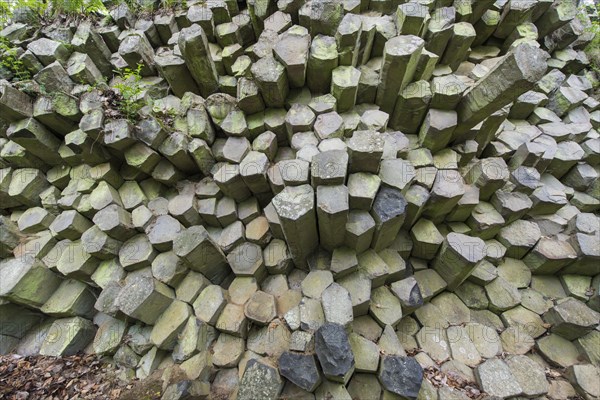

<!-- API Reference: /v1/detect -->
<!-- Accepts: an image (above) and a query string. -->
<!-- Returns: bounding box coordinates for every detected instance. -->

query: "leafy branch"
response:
[0,0,106,27]
[111,63,146,122]
[49,0,107,17]
[576,3,600,88]
[0,37,31,81]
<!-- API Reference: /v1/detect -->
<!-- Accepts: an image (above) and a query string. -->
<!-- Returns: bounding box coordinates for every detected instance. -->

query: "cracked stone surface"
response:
[0,3,597,399]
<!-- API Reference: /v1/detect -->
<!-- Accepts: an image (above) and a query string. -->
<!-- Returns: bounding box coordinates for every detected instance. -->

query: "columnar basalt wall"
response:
[0,0,599,398]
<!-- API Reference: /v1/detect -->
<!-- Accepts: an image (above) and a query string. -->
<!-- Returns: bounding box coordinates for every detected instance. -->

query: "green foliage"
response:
[0,0,46,26]
[0,37,31,81]
[0,0,185,25]
[159,0,175,9]
[159,0,184,10]
[583,4,600,39]
[49,0,107,17]
[116,0,139,9]
[113,0,156,13]
[112,63,146,122]
[583,8,600,90]
[116,0,186,13]
[0,0,106,27]
[0,2,11,25]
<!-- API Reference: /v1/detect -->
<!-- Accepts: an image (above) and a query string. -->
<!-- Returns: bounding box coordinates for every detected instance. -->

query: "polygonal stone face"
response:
[315,323,355,384]
[345,211,376,237]
[378,356,423,399]
[116,276,174,325]
[298,296,325,331]
[348,332,379,373]
[56,241,99,279]
[347,130,385,173]
[371,187,407,229]
[226,273,257,304]
[544,297,600,340]
[18,207,54,233]
[39,317,95,357]
[212,333,245,368]
[331,66,361,112]
[173,225,230,284]
[446,232,486,264]
[239,152,270,188]
[41,278,95,318]
[227,242,265,278]
[338,271,372,317]
[332,65,361,88]
[216,303,247,337]
[565,364,600,400]
[390,277,424,314]
[430,169,466,203]
[222,136,251,163]
[301,270,334,299]
[244,291,277,325]
[414,269,447,302]
[92,205,134,240]
[322,283,353,327]
[275,159,309,187]
[285,104,316,135]
[311,150,348,186]
[314,112,344,140]
[217,221,245,253]
[0,257,62,310]
[497,220,541,258]
[369,286,403,327]
[193,285,227,325]
[145,215,182,252]
[245,216,271,246]
[330,247,358,278]
[264,11,292,33]
[307,35,338,93]
[28,38,71,66]
[379,159,416,193]
[150,300,192,350]
[273,25,311,87]
[272,184,315,221]
[238,359,283,400]
[309,94,337,114]
[119,234,157,271]
[475,358,523,398]
[466,208,501,242]
[494,258,531,290]
[359,110,389,132]
[251,55,289,107]
[485,277,522,313]
[278,352,321,392]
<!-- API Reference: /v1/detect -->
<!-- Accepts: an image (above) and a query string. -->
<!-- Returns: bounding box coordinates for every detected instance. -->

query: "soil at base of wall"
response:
[0,353,162,400]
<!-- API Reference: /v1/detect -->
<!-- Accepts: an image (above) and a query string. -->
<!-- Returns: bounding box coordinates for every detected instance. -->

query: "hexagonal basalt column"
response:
[272,185,318,270]
[252,55,289,108]
[433,233,486,291]
[178,24,219,97]
[376,35,424,114]
[116,276,174,325]
[227,242,267,281]
[455,43,548,136]
[173,225,231,284]
[347,130,385,174]
[370,187,407,252]
[317,185,349,251]
[307,34,339,94]
[0,257,62,309]
[274,25,311,88]
[331,66,361,112]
